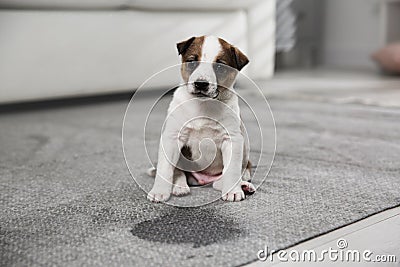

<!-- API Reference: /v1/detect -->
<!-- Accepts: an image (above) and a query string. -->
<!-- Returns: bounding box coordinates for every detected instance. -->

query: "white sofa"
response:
[0,0,275,103]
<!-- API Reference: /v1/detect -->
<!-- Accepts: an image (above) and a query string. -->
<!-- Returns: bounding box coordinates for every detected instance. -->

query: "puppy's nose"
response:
[194,80,209,92]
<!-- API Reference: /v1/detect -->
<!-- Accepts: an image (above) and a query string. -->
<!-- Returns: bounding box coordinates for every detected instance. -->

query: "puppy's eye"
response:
[214,63,228,76]
[186,60,199,71]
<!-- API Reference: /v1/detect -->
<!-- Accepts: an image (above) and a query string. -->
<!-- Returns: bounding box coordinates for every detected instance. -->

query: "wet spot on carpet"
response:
[130,208,245,248]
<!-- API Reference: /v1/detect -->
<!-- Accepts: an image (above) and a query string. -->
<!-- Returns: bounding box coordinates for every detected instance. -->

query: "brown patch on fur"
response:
[177,36,205,82]
[217,38,249,71]
[180,145,192,161]
[215,38,249,96]
[246,160,252,176]
[177,37,196,55]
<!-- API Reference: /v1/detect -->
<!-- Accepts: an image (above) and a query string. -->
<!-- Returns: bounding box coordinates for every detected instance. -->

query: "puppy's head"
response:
[177,36,249,99]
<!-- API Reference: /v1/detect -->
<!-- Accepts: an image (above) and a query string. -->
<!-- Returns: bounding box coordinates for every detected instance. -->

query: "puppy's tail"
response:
[146,167,156,177]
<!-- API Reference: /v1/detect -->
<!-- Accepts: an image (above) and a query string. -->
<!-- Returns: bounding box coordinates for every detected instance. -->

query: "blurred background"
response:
[276,0,399,70]
[0,0,399,104]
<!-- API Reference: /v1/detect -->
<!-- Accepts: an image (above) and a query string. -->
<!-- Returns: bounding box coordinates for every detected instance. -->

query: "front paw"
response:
[172,184,190,196]
[221,186,245,202]
[147,188,171,202]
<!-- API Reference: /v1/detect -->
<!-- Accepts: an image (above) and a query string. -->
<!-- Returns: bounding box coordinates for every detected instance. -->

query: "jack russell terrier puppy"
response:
[147,35,255,202]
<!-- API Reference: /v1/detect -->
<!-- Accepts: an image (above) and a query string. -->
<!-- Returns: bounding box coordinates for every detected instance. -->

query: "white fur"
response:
[147,36,250,202]
[201,36,220,62]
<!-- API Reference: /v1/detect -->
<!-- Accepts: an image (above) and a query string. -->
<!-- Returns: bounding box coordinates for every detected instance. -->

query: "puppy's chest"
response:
[179,118,227,148]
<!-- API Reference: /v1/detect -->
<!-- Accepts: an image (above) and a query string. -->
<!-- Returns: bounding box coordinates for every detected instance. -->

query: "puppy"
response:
[147,35,255,202]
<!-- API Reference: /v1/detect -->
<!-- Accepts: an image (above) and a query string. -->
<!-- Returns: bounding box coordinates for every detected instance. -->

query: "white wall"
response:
[320,0,382,70]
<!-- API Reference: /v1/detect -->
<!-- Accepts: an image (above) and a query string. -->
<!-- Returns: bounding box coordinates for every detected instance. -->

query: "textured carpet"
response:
[1,93,399,267]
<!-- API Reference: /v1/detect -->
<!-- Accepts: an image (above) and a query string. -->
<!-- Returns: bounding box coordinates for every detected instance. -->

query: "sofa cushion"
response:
[0,0,128,9]
[0,0,262,10]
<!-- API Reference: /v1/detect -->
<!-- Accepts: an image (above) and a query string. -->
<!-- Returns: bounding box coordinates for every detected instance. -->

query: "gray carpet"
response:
[1,93,399,267]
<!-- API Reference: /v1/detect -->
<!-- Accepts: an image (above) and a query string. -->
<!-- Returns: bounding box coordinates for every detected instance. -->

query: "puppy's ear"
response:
[230,46,249,71]
[177,37,196,55]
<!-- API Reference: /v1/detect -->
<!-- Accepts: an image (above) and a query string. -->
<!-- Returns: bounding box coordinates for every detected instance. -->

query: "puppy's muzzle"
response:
[192,79,219,98]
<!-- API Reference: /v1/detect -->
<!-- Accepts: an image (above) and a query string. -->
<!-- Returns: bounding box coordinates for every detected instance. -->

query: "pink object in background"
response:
[372,43,400,74]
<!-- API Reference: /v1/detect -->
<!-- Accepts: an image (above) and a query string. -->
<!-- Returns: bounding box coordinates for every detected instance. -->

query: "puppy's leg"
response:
[147,135,182,202]
[214,152,254,196]
[220,135,245,202]
[172,169,190,196]
[147,166,190,196]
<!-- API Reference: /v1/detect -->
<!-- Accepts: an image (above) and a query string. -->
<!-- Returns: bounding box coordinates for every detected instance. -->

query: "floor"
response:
[258,68,400,108]
[248,207,400,267]
[246,68,400,266]
[1,68,399,266]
